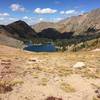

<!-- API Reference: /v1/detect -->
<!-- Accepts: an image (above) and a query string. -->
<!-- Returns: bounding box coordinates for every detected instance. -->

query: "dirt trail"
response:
[0,45,100,100]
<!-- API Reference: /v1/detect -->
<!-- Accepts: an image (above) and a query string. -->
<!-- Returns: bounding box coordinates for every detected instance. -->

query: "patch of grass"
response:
[32,72,39,78]
[39,67,55,74]
[57,67,73,77]
[10,79,24,86]
[91,83,100,89]
[60,82,76,93]
[0,80,24,93]
[94,70,100,78]
[82,68,100,79]
[93,96,100,100]
[84,73,97,79]
[38,78,49,86]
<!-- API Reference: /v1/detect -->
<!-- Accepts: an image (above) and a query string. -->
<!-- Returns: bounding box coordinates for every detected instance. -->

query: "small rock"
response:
[73,62,85,68]
[92,48,100,52]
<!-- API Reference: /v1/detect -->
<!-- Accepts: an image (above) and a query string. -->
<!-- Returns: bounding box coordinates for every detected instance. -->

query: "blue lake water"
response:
[24,43,57,52]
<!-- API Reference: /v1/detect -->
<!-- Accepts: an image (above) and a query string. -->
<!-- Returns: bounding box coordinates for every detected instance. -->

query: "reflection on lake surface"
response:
[24,43,57,52]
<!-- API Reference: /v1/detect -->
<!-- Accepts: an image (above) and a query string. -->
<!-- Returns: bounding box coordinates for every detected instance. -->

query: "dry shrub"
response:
[46,96,63,100]
[0,81,13,93]
[0,80,23,93]
[60,82,76,93]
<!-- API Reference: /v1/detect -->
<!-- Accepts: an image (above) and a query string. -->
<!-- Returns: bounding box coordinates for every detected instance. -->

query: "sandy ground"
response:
[0,44,100,100]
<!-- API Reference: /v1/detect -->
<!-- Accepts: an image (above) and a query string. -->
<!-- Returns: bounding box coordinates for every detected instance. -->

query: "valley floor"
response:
[0,45,100,100]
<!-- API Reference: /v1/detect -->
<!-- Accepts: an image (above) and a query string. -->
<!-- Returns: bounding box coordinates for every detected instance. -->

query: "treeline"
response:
[24,33,100,52]
[54,33,100,51]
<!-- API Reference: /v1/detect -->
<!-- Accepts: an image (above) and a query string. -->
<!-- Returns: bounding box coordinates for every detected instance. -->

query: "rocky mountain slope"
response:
[0,20,37,40]
[37,28,73,39]
[0,20,37,48]
[32,22,55,33]
[0,9,100,48]
[33,9,100,36]
[0,34,24,48]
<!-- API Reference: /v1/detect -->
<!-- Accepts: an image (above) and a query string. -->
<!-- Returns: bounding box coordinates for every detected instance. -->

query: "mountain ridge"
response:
[0,8,100,49]
[0,20,37,48]
[0,20,37,40]
[32,8,100,36]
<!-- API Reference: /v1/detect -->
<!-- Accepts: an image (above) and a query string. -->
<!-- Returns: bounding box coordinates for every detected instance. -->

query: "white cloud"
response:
[9,17,17,21]
[23,16,32,20]
[10,4,25,12]
[0,17,18,25]
[65,10,76,14]
[0,13,10,17]
[34,8,57,14]
[23,16,28,19]
[51,17,62,22]
[56,18,62,21]
[0,18,4,20]
[60,11,65,14]
[60,10,76,15]
[60,9,84,16]
[39,18,43,21]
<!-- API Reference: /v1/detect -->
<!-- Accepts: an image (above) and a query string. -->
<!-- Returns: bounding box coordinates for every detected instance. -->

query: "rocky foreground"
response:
[0,45,100,100]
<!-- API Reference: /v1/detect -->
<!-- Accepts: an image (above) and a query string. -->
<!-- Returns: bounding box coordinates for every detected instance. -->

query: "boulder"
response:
[73,62,85,68]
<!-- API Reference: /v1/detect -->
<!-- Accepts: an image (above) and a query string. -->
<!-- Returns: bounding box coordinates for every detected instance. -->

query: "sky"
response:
[0,0,100,25]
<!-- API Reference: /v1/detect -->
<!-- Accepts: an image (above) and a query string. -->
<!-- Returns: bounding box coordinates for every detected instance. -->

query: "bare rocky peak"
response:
[32,21,56,32]
[7,20,37,38]
[33,8,100,35]
[0,20,37,39]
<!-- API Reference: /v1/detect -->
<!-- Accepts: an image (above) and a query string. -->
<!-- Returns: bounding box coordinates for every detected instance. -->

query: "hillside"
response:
[0,20,37,48]
[6,20,37,39]
[0,34,24,48]
[0,9,100,49]
[0,45,100,100]
[0,20,37,40]
[32,22,55,33]
[33,9,100,37]
[57,9,100,35]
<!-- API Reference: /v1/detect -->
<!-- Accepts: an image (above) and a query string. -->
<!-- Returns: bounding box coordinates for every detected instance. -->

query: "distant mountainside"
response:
[33,8,100,37]
[0,20,37,40]
[37,28,73,39]
[32,22,55,33]
[0,20,37,47]
[0,34,24,48]
[0,9,100,50]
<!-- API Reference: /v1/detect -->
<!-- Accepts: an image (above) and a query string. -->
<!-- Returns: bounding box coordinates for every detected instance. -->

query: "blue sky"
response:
[0,0,100,25]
